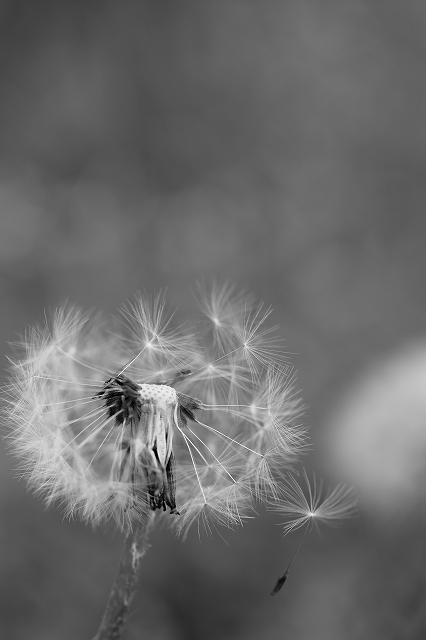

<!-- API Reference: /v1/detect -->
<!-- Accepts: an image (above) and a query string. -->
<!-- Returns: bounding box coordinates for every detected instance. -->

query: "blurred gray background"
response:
[1,1,426,638]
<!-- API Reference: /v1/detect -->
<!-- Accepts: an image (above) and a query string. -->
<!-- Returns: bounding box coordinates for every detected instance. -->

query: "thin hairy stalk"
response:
[56,345,107,375]
[194,418,264,457]
[92,513,155,640]
[179,428,208,502]
[30,375,100,386]
[183,422,237,483]
[40,396,99,413]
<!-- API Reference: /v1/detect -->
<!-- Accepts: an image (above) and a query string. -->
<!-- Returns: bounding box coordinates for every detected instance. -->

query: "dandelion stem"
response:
[92,514,155,640]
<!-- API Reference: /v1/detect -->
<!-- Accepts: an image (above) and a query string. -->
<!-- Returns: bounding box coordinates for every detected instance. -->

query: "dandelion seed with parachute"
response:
[270,471,357,594]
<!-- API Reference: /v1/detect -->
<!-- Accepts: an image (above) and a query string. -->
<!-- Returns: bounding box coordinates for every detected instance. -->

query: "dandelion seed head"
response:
[3,287,309,534]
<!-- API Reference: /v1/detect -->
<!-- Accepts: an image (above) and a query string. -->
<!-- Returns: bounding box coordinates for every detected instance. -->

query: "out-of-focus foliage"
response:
[1,1,426,638]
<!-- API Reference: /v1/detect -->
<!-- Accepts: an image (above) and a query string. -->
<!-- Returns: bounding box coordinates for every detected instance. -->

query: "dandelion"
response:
[1,287,353,636]
[2,287,307,637]
[4,290,303,533]
[270,471,357,594]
